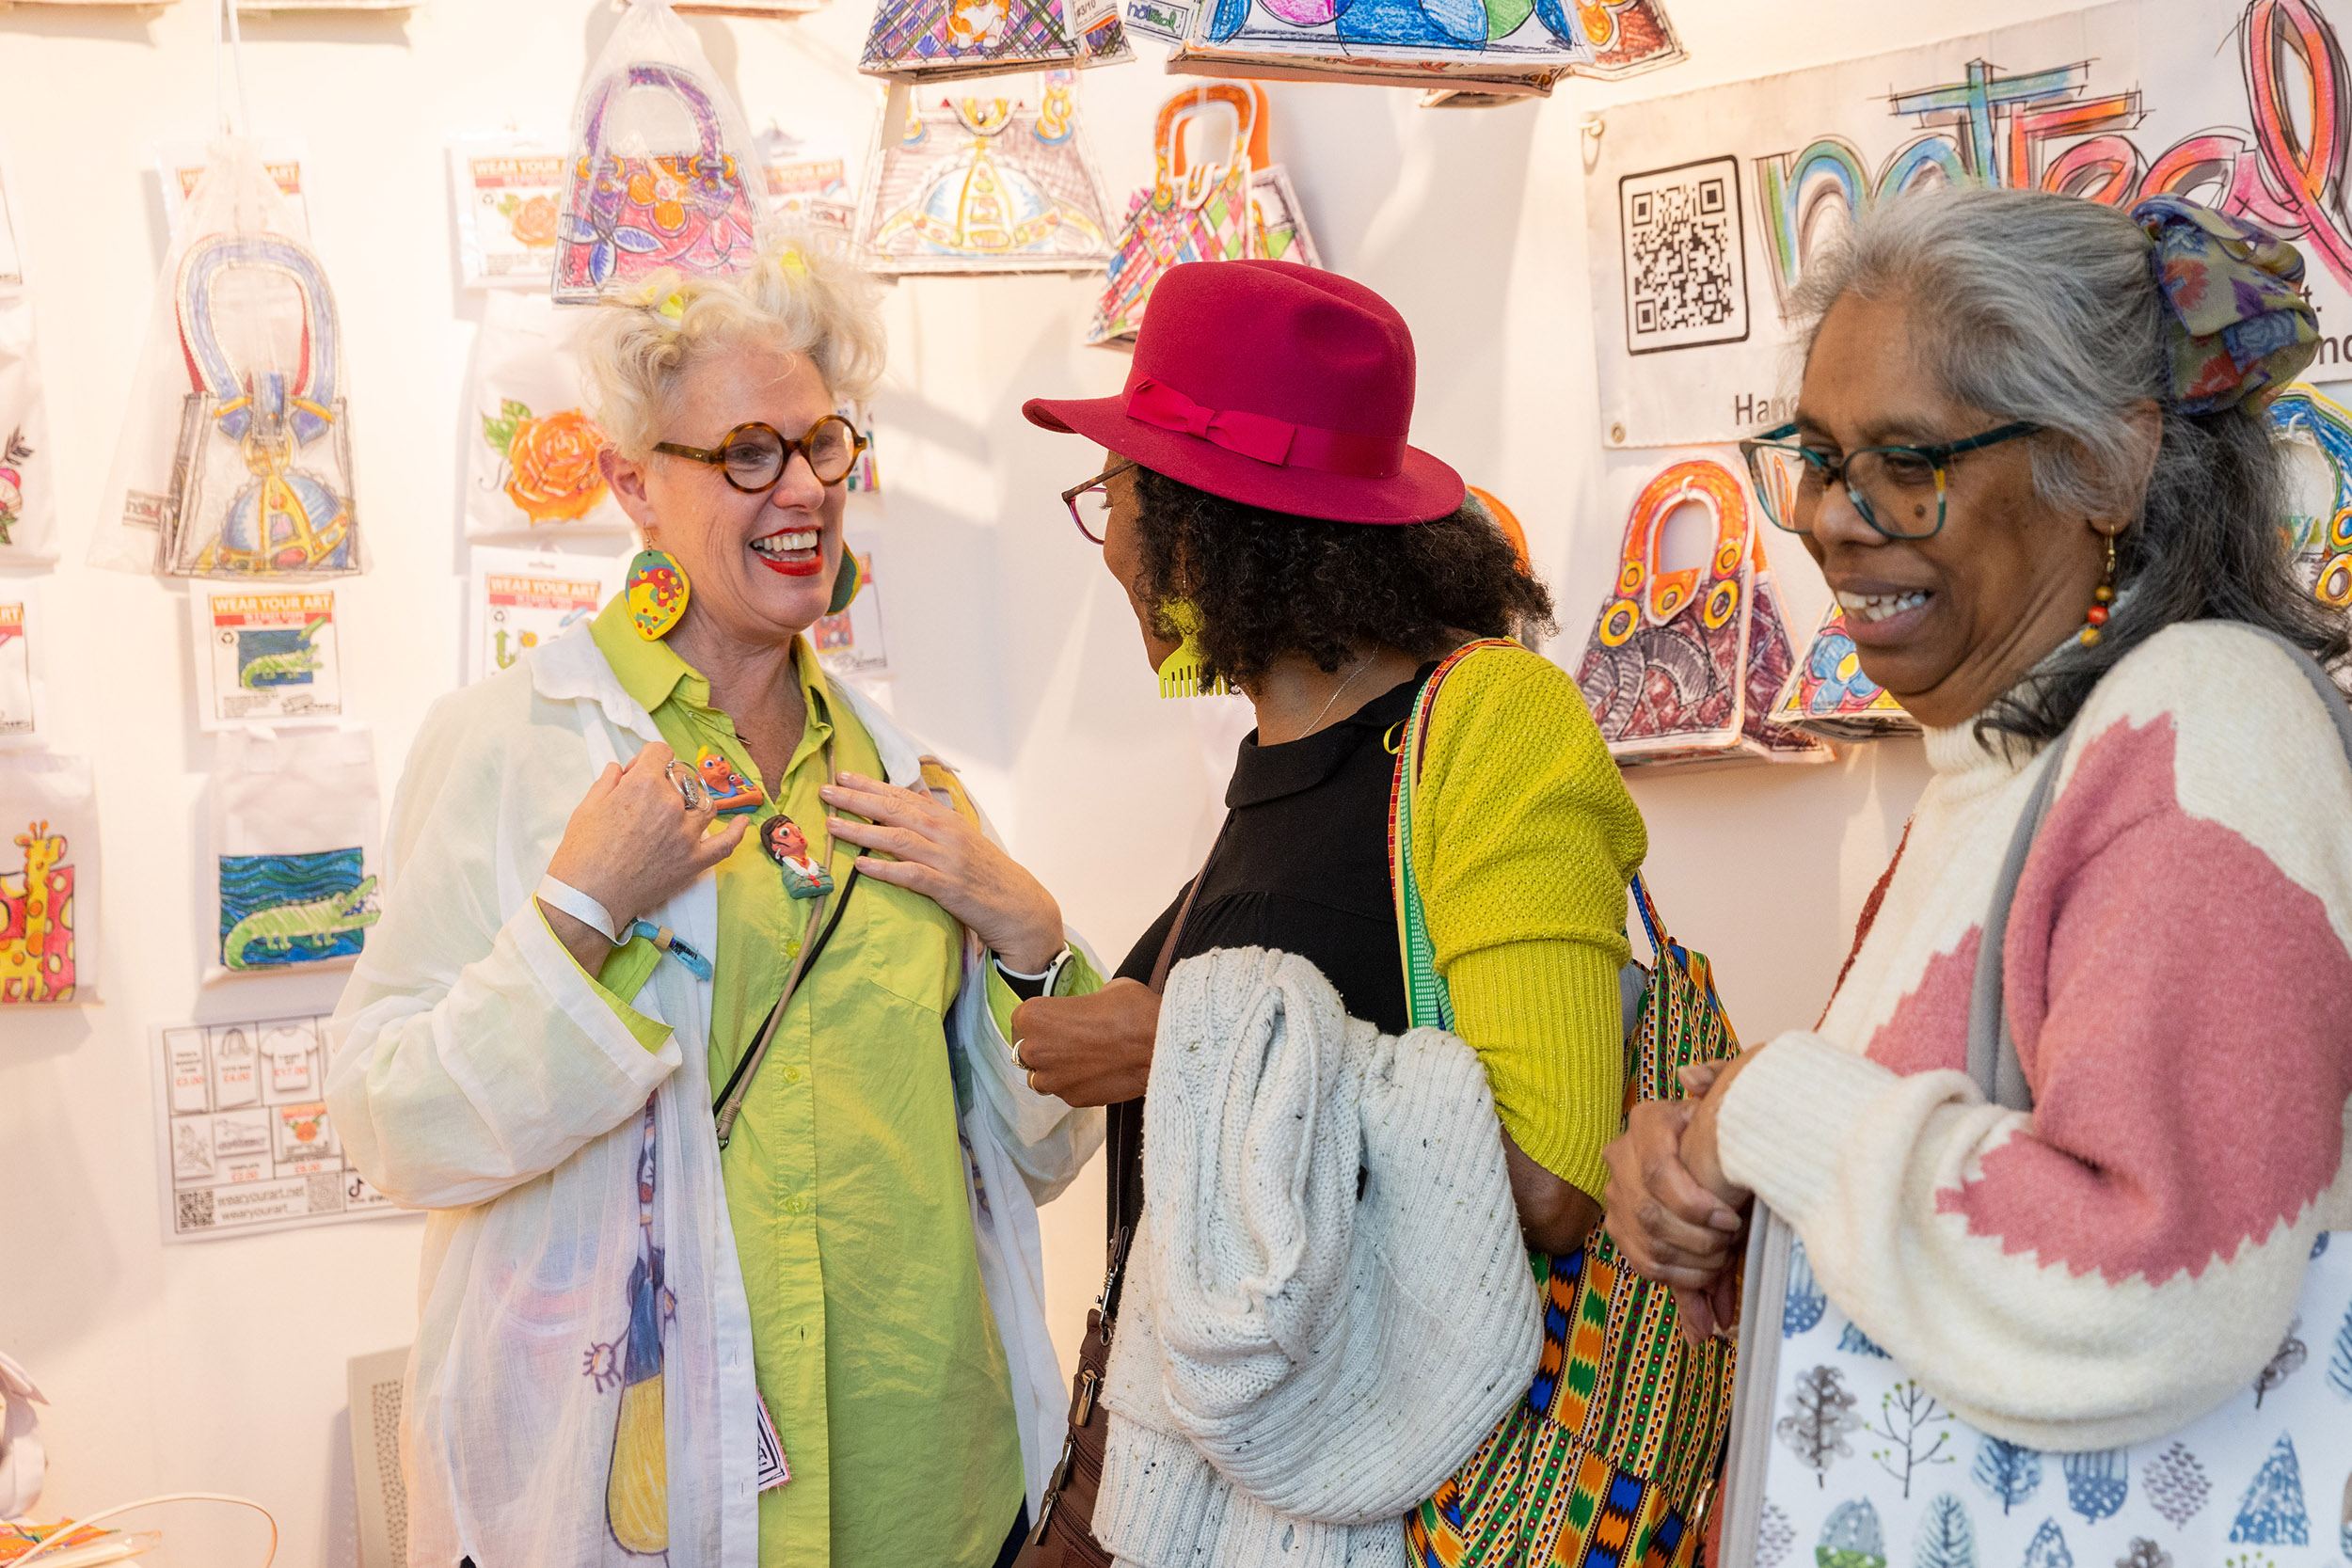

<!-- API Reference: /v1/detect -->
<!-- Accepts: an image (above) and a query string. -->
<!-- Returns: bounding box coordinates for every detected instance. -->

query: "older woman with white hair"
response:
[327,245,1104,1568]
[1606,188,2352,1453]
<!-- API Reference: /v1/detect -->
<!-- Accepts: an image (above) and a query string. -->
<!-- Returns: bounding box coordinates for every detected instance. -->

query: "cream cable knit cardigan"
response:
[1095,946,1541,1568]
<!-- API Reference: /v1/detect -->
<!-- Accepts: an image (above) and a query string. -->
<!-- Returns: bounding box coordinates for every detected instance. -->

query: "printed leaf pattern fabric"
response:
[1816,1497,1885,1568]
[2142,1444,2210,1529]
[2228,1435,2310,1545]
[1972,1438,2042,1516]
[1913,1492,1977,1568]
[1778,1364,1859,1484]
[2022,1517,2075,1568]
[2061,1450,2129,1526]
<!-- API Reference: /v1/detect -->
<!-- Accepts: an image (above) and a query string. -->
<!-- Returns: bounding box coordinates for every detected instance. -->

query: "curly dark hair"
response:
[1128,467,1554,690]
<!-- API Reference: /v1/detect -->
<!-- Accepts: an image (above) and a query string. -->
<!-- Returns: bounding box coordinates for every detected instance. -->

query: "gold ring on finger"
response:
[1009,1037,1029,1070]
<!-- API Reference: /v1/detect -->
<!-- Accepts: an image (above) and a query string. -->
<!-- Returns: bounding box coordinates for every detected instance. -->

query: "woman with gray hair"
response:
[1603,188,2352,1449]
[326,244,1103,1568]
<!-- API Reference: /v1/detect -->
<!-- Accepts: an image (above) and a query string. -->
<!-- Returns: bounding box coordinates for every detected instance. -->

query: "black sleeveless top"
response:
[1113,669,1432,1036]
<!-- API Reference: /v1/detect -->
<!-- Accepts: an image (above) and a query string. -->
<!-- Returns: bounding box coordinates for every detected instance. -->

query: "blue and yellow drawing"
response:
[217,847,378,971]
[588,1098,671,1556]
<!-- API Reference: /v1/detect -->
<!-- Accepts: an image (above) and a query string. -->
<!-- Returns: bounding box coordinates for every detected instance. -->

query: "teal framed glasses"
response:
[1739,420,2040,539]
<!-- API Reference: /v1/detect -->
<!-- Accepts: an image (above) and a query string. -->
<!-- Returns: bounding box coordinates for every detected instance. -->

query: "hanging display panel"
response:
[860,0,1128,83]
[450,135,567,289]
[857,73,1117,276]
[1573,449,1830,768]
[552,1,767,305]
[190,586,346,732]
[466,292,629,537]
[1130,0,1594,97]
[0,750,96,1007]
[1583,0,2352,448]
[205,726,381,985]
[151,1012,403,1243]
[466,544,628,683]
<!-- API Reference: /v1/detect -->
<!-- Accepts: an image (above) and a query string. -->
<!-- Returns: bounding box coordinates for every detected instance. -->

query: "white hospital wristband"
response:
[537,874,624,945]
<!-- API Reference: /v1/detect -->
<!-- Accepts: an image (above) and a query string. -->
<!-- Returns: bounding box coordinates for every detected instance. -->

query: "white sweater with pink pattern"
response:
[1718,621,2352,1451]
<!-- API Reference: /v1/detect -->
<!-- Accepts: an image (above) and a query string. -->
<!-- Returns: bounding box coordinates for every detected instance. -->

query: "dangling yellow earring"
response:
[2078,531,2117,647]
[1155,600,1231,699]
[628,540,690,641]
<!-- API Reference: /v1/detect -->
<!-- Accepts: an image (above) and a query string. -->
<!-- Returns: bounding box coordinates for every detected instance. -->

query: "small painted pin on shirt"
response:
[759,814,834,899]
[696,746,766,815]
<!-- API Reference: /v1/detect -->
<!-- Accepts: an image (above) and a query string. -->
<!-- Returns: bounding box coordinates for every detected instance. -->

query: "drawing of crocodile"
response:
[239,615,330,689]
[223,875,380,970]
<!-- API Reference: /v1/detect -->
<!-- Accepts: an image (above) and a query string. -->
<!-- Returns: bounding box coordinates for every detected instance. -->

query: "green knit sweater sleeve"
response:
[1411,645,1646,1197]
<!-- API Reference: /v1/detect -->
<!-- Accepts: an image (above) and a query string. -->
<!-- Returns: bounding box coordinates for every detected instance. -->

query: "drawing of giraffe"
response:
[0,819,74,1004]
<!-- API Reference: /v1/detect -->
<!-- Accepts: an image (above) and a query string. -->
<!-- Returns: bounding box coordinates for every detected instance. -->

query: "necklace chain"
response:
[1299,654,1376,740]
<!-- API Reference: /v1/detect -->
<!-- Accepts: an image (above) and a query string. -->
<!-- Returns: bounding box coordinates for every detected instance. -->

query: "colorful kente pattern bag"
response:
[1766,602,1921,743]
[1575,454,1830,768]
[860,0,1128,84]
[552,3,764,305]
[164,232,359,577]
[1720,626,2352,1568]
[1391,640,1740,1568]
[857,71,1116,275]
[1088,84,1263,348]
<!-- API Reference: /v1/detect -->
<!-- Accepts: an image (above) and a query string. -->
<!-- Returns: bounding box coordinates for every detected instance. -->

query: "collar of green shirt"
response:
[588,594,837,778]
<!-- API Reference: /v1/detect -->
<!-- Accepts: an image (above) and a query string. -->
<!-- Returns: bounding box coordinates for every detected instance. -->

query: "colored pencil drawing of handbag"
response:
[1766,601,1922,742]
[552,9,764,307]
[1393,639,1740,1568]
[163,233,359,578]
[1088,84,1264,349]
[857,71,1117,276]
[1574,454,1830,768]
[1718,626,2352,1568]
[860,0,1129,85]
[1154,0,1592,100]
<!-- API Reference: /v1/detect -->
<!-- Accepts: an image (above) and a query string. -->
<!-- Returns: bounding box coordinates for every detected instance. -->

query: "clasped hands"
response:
[1600,1049,1764,1348]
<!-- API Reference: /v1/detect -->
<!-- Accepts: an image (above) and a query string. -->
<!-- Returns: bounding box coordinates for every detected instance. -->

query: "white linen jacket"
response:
[325,627,1104,1568]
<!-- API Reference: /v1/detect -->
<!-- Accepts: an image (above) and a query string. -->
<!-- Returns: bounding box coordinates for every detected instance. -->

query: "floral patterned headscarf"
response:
[2131,196,2319,415]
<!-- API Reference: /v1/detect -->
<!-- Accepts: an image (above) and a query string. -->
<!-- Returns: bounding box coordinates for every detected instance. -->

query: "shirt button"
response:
[784,1066,803,1084]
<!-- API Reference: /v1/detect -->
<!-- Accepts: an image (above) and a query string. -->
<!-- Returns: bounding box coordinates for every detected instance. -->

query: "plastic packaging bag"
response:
[0,749,97,1006]
[1,578,50,749]
[552,0,767,305]
[0,151,56,569]
[205,726,381,985]
[466,292,631,537]
[466,543,628,683]
[450,133,567,289]
[93,137,362,579]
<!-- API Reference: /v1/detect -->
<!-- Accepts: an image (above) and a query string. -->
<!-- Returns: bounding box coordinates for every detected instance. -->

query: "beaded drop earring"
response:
[2078,531,2118,647]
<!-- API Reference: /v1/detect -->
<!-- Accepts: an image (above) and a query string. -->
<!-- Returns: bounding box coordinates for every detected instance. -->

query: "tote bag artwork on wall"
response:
[859,0,1127,85]
[0,750,97,1006]
[466,293,628,537]
[93,139,361,580]
[0,292,55,570]
[1147,0,1593,99]
[205,726,381,986]
[551,0,765,306]
[1767,602,1921,741]
[0,580,42,749]
[2267,384,2352,623]
[857,72,1116,276]
[1089,84,1266,347]
[1574,452,1830,768]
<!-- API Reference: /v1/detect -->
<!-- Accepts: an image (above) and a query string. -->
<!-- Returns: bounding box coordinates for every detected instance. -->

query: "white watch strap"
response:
[993,944,1073,990]
[537,874,623,945]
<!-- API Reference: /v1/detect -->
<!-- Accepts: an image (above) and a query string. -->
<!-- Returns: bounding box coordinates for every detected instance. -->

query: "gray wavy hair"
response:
[1790,186,2347,746]
[580,237,886,464]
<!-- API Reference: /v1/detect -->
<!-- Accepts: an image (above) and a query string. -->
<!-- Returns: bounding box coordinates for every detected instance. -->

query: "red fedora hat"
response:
[1023,261,1465,525]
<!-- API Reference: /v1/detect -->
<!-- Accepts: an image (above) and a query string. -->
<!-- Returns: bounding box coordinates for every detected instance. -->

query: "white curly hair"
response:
[580,238,886,462]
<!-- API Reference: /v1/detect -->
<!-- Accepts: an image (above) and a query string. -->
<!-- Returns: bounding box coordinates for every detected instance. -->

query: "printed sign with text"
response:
[192,588,344,730]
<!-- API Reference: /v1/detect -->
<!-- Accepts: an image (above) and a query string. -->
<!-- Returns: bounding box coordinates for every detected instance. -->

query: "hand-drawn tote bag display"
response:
[1574,454,1831,768]
[1720,637,2352,1568]
[1767,601,1921,741]
[1088,85,1264,348]
[552,0,765,306]
[449,134,567,290]
[1154,0,1594,100]
[859,0,1128,86]
[2267,384,2352,621]
[0,580,44,750]
[0,750,97,1006]
[0,294,56,569]
[754,124,859,246]
[1393,644,1738,1568]
[466,292,628,538]
[856,72,1116,276]
[205,726,381,986]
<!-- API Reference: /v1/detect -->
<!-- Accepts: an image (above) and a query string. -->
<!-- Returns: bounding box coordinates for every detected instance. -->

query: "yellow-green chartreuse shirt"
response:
[574,599,1080,1567]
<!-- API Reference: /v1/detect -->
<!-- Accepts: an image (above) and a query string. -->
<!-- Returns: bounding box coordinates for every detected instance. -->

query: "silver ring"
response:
[665,759,708,811]
[1009,1038,1029,1071]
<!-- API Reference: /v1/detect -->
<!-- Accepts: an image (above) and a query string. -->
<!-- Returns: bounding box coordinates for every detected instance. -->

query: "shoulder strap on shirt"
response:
[1967,624,2352,1112]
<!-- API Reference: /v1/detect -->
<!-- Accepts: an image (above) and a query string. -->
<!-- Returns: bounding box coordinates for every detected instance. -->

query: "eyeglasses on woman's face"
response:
[656,416,868,493]
[1739,420,2040,540]
[1063,458,1138,545]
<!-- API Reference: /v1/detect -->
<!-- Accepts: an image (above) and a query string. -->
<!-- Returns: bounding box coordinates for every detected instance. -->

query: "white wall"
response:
[0,0,2062,1560]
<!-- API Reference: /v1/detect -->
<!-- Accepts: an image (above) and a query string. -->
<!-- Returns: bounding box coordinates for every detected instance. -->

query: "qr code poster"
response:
[1620,157,1749,356]
[151,1013,403,1243]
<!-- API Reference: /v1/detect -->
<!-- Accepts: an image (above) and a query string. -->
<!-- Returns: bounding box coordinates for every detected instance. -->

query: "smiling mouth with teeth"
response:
[1836,588,1931,625]
[749,529,825,578]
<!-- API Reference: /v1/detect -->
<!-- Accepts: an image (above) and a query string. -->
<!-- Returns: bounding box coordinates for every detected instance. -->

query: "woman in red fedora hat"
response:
[1003,260,1663,1565]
